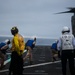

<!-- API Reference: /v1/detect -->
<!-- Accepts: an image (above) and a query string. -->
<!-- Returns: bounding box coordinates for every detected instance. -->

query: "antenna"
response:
[55,7,75,14]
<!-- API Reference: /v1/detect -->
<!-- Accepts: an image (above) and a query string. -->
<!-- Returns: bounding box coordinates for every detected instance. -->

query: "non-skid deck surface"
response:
[0,46,74,75]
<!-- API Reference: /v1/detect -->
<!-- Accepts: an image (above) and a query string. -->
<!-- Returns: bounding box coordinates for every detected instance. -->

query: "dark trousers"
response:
[61,50,74,75]
[9,51,23,75]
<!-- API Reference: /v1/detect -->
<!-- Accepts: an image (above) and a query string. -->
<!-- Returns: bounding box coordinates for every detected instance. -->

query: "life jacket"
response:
[51,42,57,50]
[0,42,6,49]
[26,40,35,48]
[11,34,25,55]
[0,42,8,54]
[61,34,74,50]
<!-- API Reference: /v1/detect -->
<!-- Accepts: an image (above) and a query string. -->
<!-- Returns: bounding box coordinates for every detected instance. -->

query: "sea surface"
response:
[0,36,56,46]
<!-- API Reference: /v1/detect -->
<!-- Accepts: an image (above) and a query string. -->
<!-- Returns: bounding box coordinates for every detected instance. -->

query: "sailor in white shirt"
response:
[57,26,75,75]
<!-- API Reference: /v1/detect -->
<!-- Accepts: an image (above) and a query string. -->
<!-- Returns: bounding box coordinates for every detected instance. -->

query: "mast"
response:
[71,13,75,36]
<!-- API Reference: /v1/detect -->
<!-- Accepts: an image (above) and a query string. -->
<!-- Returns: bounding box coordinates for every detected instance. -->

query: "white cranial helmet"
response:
[4,39,10,44]
[62,26,70,33]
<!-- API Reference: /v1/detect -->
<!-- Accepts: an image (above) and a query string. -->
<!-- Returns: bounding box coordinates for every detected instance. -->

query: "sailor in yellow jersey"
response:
[11,31,25,55]
[9,26,25,75]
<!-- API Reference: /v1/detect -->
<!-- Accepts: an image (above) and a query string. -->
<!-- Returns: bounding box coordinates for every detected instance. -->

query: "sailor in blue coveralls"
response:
[51,40,58,61]
[0,39,10,69]
[23,37,36,65]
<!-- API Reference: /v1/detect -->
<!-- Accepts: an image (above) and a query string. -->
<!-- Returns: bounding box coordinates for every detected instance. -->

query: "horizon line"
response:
[0,35,58,39]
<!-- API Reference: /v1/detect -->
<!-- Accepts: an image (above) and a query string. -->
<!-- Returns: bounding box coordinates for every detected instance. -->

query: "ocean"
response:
[0,36,56,46]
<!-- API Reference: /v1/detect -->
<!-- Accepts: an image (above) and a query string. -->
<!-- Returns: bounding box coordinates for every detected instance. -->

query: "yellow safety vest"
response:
[11,34,25,55]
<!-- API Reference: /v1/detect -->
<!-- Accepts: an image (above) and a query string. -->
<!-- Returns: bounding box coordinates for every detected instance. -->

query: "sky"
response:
[0,0,75,39]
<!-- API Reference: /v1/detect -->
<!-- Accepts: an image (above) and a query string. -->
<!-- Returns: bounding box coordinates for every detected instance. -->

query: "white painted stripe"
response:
[1,56,75,73]
[23,60,61,68]
[23,73,48,75]
[6,50,27,55]
[23,58,75,69]
[0,60,61,73]
[6,53,11,55]
[4,58,11,65]
[0,55,75,73]
[0,69,9,73]
[4,50,27,65]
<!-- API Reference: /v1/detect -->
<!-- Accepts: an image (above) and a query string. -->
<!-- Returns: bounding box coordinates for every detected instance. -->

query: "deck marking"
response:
[23,60,61,68]
[4,50,27,65]
[23,73,48,75]
[0,60,61,73]
[4,58,11,65]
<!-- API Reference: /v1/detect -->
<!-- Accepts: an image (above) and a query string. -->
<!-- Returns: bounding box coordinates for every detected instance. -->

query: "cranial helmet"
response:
[62,26,70,33]
[11,26,19,35]
[5,39,11,44]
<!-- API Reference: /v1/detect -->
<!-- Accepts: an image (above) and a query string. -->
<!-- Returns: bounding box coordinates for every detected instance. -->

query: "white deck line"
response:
[0,60,61,73]
[23,60,61,68]
[4,58,11,65]
[23,73,48,75]
[4,50,27,65]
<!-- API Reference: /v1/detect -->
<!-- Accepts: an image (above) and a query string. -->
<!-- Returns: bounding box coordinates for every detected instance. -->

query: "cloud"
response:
[0,0,75,38]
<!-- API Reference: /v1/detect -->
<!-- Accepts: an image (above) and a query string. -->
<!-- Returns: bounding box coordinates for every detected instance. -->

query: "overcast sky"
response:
[0,0,75,39]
